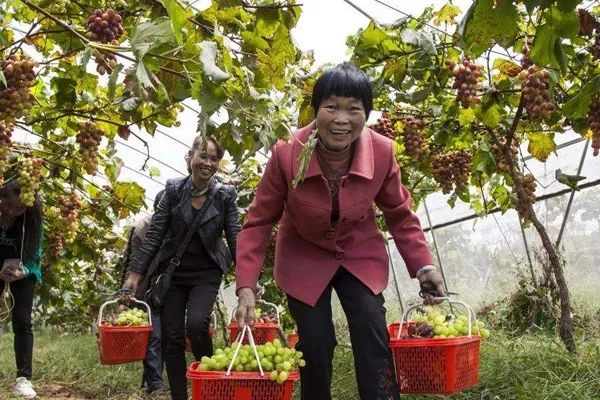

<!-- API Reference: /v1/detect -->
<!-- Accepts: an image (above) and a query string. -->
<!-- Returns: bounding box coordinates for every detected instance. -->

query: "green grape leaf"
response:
[527,132,556,161]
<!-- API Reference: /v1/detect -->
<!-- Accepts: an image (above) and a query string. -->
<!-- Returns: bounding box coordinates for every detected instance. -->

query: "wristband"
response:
[416,265,437,279]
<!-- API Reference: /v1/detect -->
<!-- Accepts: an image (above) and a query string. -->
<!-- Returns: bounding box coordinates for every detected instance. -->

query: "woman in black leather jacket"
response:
[123,136,240,400]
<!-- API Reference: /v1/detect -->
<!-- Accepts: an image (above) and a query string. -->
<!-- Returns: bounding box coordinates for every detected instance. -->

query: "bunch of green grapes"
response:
[0,54,37,122]
[58,191,81,244]
[0,121,13,185]
[197,338,306,385]
[76,121,104,175]
[407,308,491,339]
[109,307,149,327]
[17,156,44,206]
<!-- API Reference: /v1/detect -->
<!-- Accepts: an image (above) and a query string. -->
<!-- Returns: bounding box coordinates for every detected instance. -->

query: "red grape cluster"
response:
[17,156,44,206]
[0,121,13,186]
[519,66,555,120]
[446,58,483,109]
[432,150,473,194]
[58,191,81,244]
[515,173,536,220]
[520,37,533,69]
[370,112,395,138]
[0,54,37,122]
[93,49,118,76]
[579,9,599,37]
[48,231,64,259]
[401,116,428,159]
[76,121,103,175]
[86,9,124,44]
[491,137,519,173]
[587,97,600,156]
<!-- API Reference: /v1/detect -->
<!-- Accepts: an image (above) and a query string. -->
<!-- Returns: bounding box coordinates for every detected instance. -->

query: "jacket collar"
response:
[176,176,219,227]
[291,123,374,181]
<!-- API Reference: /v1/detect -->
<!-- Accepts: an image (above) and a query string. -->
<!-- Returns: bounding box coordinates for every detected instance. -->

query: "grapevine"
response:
[76,121,104,175]
[0,54,37,122]
[446,58,483,109]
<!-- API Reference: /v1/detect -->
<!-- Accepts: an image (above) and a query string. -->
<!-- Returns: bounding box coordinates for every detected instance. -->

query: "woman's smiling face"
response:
[315,95,366,151]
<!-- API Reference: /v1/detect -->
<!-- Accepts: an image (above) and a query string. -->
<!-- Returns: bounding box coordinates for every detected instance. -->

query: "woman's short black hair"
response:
[311,62,373,119]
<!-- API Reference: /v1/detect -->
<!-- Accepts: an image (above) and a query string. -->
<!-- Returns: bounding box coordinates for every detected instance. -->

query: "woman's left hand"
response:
[417,269,445,305]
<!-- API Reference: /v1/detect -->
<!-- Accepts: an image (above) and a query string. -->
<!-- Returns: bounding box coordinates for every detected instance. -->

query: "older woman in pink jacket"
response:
[235,62,445,400]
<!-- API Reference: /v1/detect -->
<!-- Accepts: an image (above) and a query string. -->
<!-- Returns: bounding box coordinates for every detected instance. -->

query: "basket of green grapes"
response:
[187,325,303,400]
[389,297,490,395]
[96,297,152,365]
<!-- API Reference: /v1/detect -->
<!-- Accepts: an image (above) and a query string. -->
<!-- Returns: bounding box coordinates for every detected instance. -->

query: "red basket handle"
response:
[226,324,265,377]
[97,297,153,328]
[397,297,477,340]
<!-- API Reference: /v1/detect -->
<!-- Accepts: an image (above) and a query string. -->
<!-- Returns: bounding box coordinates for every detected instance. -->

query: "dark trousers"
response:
[142,312,164,388]
[287,268,400,400]
[161,279,220,400]
[0,275,36,380]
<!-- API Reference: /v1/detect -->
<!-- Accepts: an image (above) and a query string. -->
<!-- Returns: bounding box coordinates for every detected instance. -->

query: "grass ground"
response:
[0,330,599,399]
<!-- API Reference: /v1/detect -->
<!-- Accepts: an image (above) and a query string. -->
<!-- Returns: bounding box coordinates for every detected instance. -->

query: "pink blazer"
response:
[236,124,433,306]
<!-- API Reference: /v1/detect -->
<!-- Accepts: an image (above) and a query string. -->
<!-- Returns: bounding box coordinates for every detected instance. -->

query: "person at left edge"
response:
[0,178,43,399]
[122,136,240,400]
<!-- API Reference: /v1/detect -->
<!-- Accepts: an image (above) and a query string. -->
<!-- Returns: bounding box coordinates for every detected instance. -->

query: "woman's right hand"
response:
[235,287,256,328]
[122,271,143,294]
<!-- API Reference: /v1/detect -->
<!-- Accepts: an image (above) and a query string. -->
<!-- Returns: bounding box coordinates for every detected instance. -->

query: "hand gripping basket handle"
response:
[226,324,265,377]
[97,297,153,327]
[397,297,477,340]
[230,299,280,324]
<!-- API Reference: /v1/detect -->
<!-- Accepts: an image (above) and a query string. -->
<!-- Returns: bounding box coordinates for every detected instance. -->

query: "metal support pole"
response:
[385,239,405,316]
[423,200,454,314]
[556,139,589,248]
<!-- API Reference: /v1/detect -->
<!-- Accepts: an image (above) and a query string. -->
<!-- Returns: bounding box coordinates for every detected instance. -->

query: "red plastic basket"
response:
[387,321,415,338]
[287,332,299,348]
[389,298,481,395]
[97,324,153,365]
[228,322,280,345]
[187,362,299,400]
[96,298,153,365]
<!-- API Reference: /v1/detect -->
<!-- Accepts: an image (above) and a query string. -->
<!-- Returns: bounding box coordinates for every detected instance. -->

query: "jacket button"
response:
[325,229,335,239]
[335,252,345,260]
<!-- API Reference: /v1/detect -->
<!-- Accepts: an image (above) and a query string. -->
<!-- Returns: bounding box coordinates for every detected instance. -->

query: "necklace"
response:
[191,179,212,197]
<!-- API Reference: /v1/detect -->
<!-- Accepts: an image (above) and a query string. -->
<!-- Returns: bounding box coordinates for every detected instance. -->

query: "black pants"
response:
[161,278,220,400]
[0,275,36,380]
[287,268,400,400]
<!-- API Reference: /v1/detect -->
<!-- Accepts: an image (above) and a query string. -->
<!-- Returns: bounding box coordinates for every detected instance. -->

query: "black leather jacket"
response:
[129,176,240,276]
